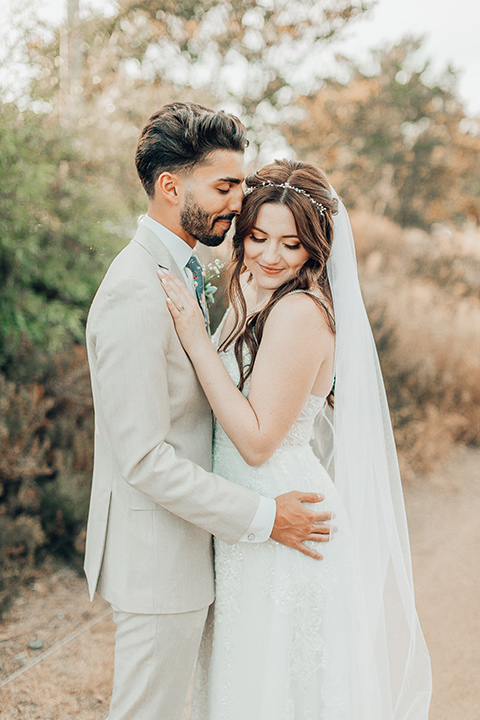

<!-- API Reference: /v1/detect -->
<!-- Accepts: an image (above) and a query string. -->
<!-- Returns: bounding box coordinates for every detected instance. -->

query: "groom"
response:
[84,102,331,720]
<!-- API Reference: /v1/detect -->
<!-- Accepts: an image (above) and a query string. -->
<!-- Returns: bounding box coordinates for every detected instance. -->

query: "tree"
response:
[26,0,372,157]
[287,38,480,228]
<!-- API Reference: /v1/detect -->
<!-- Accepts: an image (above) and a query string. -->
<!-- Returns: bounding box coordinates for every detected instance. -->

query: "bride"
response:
[159,159,432,719]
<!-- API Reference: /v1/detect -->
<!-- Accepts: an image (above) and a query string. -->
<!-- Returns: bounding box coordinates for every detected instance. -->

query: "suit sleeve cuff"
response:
[239,496,276,543]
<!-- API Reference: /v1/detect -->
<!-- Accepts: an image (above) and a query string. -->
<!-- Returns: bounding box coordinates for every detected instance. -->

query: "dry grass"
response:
[351,212,480,478]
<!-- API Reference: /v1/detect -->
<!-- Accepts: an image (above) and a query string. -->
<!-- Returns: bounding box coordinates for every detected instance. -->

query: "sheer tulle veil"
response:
[315,191,432,718]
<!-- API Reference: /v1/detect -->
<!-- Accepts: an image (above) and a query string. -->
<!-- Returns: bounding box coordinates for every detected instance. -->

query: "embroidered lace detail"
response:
[279,392,325,448]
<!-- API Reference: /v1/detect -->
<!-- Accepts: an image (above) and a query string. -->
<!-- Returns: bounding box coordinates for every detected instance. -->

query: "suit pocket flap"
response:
[128,486,159,510]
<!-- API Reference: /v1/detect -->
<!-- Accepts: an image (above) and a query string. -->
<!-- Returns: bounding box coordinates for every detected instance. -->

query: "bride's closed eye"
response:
[248,232,301,250]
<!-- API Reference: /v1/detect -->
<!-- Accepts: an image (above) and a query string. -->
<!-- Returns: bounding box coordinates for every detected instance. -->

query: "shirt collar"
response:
[141,214,195,271]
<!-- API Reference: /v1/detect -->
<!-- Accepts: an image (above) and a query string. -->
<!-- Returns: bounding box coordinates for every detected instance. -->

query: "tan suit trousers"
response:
[107,604,209,720]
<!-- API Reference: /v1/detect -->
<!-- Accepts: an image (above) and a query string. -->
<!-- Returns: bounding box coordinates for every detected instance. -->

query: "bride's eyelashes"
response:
[249,233,302,251]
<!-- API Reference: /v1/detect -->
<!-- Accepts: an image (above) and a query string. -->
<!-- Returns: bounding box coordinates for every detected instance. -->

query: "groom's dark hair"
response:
[135,102,248,198]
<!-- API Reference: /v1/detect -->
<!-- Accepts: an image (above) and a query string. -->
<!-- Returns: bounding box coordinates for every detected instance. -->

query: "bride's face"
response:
[243,203,310,291]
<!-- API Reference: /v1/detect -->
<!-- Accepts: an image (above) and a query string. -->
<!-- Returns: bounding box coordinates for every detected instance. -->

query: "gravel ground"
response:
[1,444,478,719]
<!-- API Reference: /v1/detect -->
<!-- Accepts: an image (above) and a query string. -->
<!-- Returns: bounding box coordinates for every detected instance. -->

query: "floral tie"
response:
[186,254,210,333]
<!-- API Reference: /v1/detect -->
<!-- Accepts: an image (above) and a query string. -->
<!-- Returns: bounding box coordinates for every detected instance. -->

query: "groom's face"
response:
[179,150,245,247]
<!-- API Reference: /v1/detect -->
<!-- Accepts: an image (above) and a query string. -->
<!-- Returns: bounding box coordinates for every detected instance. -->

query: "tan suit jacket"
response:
[83,223,260,614]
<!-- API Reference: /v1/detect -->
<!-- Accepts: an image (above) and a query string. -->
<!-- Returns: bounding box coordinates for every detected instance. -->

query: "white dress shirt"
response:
[140,214,276,543]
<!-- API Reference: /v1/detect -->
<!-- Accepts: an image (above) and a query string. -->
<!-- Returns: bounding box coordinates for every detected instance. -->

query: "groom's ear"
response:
[156,171,181,205]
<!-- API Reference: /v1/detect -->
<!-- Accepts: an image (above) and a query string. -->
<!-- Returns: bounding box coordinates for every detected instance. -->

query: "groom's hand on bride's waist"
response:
[270,492,331,560]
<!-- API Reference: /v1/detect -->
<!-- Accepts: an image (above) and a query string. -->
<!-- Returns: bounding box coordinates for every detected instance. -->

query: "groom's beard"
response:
[180,192,235,247]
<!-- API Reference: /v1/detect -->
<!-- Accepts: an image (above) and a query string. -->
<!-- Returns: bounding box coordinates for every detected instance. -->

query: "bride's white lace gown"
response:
[191,315,370,720]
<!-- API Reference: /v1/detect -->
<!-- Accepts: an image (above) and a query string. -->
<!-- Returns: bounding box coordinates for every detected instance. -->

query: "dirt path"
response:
[1,445,478,719]
[404,445,480,720]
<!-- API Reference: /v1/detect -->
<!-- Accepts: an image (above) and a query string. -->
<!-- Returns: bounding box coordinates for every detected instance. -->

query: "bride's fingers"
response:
[165,297,181,319]
[159,270,190,299]
[159,276,189,310]
[158,272,196,313]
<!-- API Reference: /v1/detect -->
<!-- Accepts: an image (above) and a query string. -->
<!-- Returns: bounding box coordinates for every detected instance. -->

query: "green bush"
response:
[0,102,121,376]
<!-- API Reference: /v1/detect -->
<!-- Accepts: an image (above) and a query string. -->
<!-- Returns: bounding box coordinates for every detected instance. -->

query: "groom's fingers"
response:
[272,491,335,560]
[311,523,330,534]
[309,523,330,540]
[293,542,324,561]
[297,493,333,519]
[307,535,329,543]
[297,492,325,504]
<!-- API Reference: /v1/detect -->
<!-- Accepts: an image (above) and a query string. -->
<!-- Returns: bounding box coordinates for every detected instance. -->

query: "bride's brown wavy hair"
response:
[219,159,338,404]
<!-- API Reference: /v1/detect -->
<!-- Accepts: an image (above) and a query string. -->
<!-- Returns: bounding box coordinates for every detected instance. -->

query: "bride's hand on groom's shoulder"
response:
[158,270,208,354]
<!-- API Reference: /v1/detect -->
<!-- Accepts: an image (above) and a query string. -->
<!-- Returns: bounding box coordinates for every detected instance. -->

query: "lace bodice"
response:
[212,326,327,454]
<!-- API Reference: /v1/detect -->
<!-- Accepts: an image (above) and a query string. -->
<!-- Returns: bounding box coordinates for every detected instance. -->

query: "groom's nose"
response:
[227,184,244,214]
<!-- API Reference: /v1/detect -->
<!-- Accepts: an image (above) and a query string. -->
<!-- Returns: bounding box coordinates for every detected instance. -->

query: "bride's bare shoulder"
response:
[265,291,334,343]
[271,289,330,320]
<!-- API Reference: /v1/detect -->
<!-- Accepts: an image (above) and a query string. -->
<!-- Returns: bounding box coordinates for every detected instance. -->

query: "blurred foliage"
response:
[26,0,372,159]
[0,102,123,375]
[287,38,480,228]
[0,347,93,614]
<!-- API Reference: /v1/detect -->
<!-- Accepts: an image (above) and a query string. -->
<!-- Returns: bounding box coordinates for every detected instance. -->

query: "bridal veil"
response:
[315,192,432,718]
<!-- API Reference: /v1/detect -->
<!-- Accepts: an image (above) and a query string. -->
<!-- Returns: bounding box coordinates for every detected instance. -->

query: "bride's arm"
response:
[160,271,332,466]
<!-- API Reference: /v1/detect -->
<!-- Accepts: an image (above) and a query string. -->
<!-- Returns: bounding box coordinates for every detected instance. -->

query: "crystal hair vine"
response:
[244,181,325,215]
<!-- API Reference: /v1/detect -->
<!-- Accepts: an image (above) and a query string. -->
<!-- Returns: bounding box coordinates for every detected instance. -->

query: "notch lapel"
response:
[132,223,185,285]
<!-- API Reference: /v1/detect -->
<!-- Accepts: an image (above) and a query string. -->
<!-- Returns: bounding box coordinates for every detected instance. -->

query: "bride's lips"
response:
[259,263,283,275]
